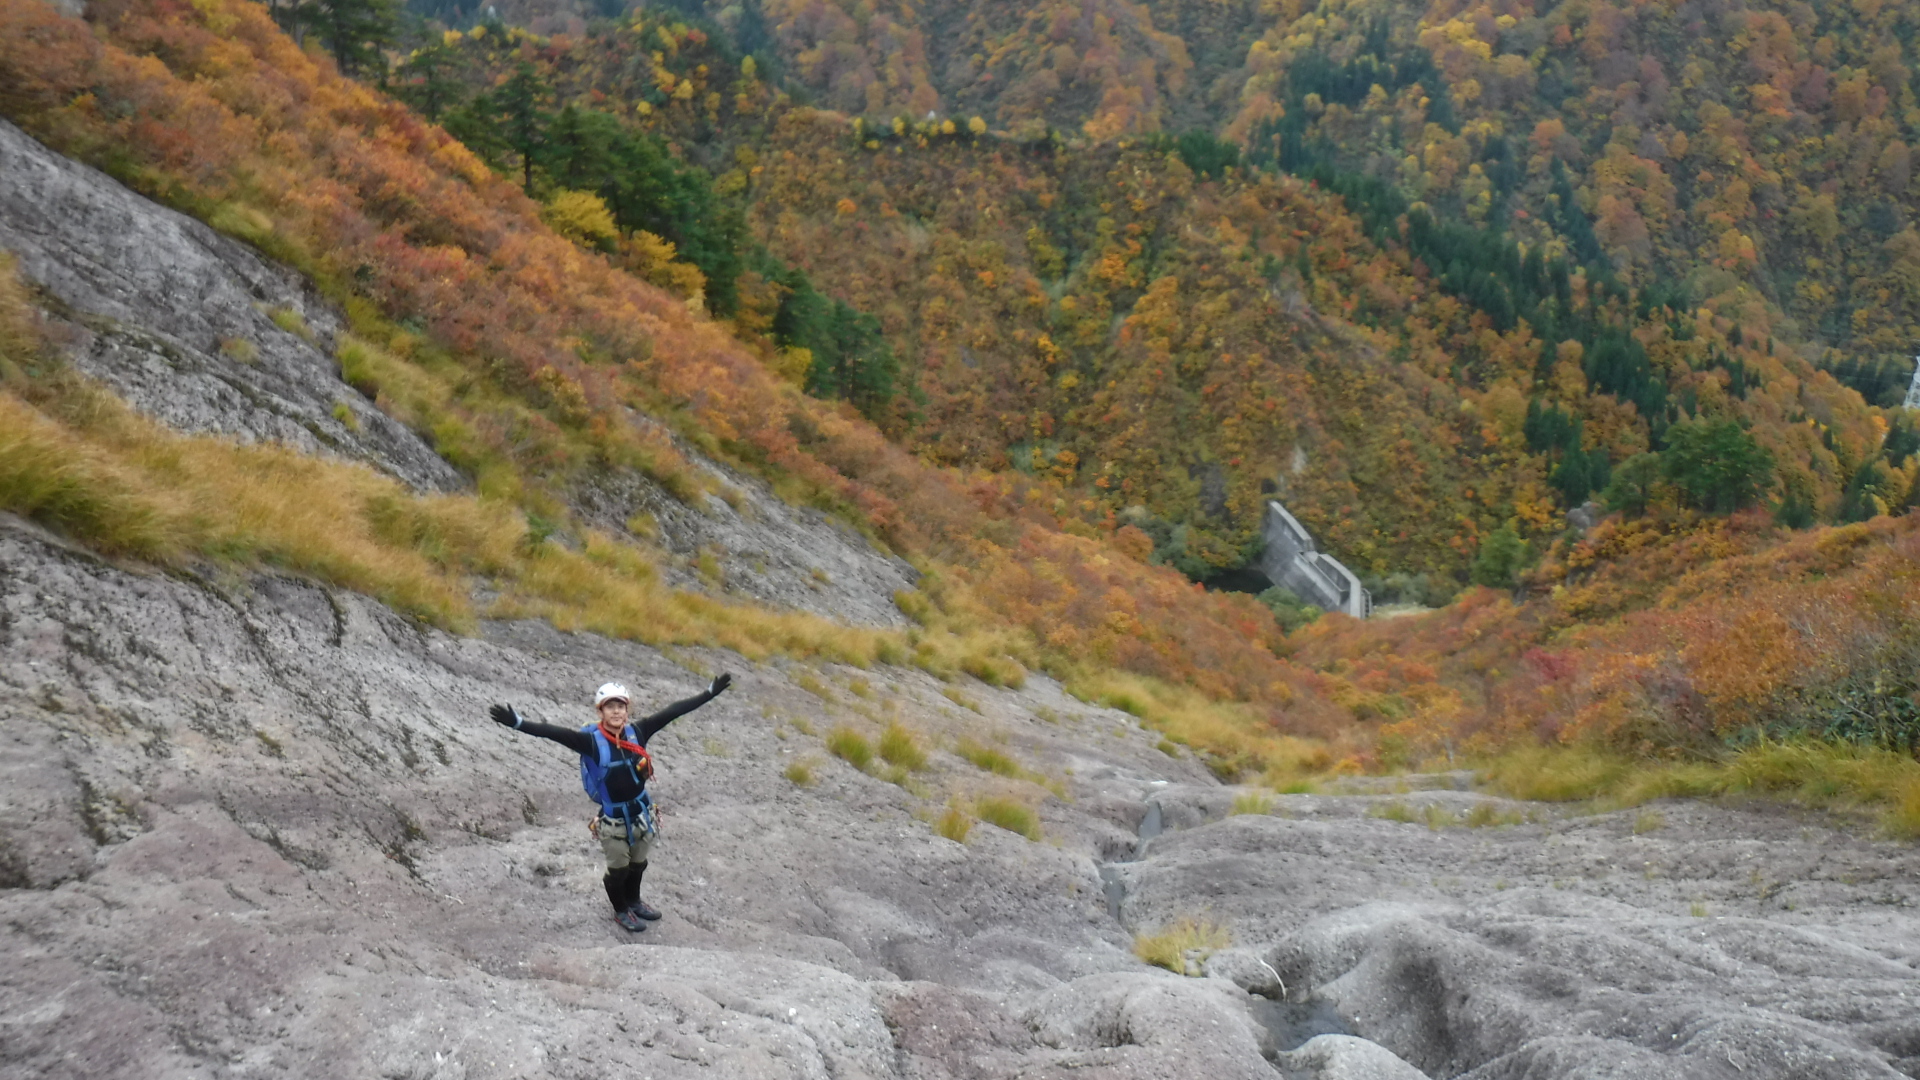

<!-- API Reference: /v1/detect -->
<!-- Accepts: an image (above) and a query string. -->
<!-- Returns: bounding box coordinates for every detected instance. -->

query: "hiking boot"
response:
[630,898,662,921]
[614,908,647,933]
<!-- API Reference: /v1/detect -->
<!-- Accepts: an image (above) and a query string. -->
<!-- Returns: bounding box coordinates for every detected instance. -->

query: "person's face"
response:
[598,699,630,729]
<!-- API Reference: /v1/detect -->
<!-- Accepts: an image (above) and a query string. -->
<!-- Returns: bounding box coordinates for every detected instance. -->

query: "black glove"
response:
[489,704,522,728]
[708,673,732,697]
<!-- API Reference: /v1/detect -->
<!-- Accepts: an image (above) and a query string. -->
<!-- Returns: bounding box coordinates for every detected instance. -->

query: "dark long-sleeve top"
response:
[510,689,716,806]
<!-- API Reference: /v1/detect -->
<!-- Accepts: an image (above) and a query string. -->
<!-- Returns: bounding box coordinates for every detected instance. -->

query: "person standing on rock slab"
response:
[489,674,732,933]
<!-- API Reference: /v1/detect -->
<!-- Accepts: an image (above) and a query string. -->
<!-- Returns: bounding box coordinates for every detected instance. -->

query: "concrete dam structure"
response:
[1260,500,1372,618]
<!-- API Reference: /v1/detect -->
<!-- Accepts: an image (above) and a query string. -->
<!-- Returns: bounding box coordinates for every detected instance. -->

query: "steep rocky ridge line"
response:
[0,118,915,628]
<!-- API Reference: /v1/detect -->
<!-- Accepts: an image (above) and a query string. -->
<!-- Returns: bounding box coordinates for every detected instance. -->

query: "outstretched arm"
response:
[634,674,732,743]
[489,704,594,754]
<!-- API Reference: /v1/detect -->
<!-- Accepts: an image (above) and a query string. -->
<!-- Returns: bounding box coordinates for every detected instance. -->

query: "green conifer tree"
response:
[303,0,400,79]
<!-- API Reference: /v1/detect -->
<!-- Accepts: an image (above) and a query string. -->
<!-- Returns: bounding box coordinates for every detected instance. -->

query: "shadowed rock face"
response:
[3,114,1920,1080]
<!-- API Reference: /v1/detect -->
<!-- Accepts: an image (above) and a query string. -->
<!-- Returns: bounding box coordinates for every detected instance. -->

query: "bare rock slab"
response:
[1276,1034,1433,1080]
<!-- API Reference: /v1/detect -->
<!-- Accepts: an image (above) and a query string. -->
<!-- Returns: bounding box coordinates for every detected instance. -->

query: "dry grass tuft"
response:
[955,739,1031,780]
[973,796,1039,839]
[0,348,913,664]
[940,686,982,712]
[1464,802,1527,828]
[878,722,928,771]
[1132,918,1231,973]
[0,255,40,363]
[934,804,973,843]
[1481,745,1634,803]
[0,396,184,561]
[1479,740,1920,834]
[1229,791,1272,816]
[1504,740,1919,801]
[825,726,873,771]
[1893,780,1920,840]
[1371,801,1417,823]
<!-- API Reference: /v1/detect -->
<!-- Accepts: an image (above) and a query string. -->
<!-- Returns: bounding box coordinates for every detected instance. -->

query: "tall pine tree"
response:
[300,0,400,79]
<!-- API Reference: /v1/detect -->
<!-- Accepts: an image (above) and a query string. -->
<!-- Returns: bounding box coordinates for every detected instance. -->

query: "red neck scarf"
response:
[599,723,648,760]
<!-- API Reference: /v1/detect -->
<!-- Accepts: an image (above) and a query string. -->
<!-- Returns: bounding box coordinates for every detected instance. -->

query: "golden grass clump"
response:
[934,804,973,843]
[783,759,816,786]
[973,795,1039,839]
[1371,801,1417,823]
[955,739,1029,780]
[1132,918,1231,974]
[1890,779,1920,840]
[940,686,982,712]
[1480,744,1636,803]
[825,726,874,771]
[1479,739,1920,835]
[1465,802,1527,828]
[1229,791,1272,816]
[0,376,490,624]
[0,254,39,363]
[504,535,905,665]
[878,722,928,771]
[0,395,184,561]
[1716,740,1919,804]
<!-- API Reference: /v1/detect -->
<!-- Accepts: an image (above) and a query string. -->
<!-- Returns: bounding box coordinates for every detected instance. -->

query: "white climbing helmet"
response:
[593,682,631,708]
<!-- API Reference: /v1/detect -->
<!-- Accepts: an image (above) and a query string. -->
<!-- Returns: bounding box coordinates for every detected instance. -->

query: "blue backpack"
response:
[579,724,657,839]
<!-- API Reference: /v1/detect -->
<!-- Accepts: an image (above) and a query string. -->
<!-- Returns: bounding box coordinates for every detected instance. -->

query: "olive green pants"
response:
[597,816,655,870]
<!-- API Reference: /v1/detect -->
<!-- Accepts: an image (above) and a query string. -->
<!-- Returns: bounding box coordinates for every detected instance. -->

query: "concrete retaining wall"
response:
[1258,501,1371,618]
